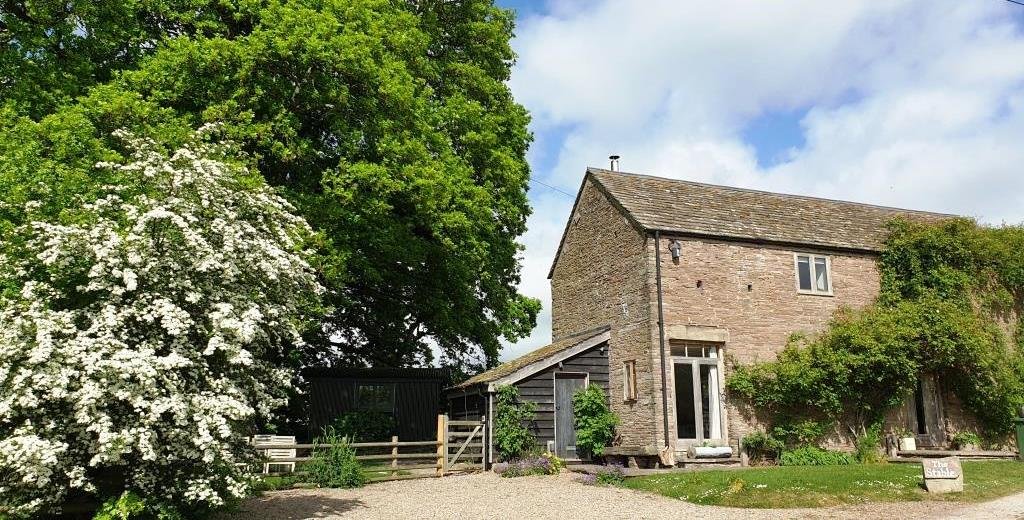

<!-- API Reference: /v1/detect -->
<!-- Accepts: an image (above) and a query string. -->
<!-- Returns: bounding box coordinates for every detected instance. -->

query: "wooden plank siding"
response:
[306,368,450,442]
[513,342,609,453]
[446,340,611,463]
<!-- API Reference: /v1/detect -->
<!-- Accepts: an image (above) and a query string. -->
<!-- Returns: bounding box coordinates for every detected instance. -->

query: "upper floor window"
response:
[795,254,832,295]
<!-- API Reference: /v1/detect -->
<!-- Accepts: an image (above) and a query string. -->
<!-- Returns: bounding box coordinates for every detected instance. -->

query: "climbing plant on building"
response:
[493,385,537,461]
[727,217,1024,444]
[572,385,618,459]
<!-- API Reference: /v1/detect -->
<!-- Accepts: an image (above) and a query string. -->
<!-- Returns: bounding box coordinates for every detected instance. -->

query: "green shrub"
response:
[305,427,366,488]
[741,430,784,463]
[494,385,537,461]
[594,464,626,486]
[497,453,564,478]
[572,385,618,458]
[330,410,396,442]
[252,474,305,492]
[92,492,184,520]
[779,446,854,466]
[855,423,886,464]
[952,431,982,449]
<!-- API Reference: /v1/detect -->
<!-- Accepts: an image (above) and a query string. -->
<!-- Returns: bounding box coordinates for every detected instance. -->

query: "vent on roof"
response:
[609,155,620,171]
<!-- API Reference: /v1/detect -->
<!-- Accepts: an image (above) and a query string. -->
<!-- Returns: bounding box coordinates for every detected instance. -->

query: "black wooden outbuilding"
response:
[305,367,451,442]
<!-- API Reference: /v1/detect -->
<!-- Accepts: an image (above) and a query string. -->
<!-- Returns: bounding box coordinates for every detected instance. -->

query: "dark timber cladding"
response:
[514,344,609,452]
[446,327,612,461]
[306,367,450,442]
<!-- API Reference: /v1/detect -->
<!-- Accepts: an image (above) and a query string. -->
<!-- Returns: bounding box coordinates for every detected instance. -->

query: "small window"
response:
[622,360,637,401]
[356,384,395,412]
[795,254,832,295]
[670,342,719,358]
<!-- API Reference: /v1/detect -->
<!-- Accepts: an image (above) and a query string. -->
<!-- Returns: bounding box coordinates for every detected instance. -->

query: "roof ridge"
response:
[586,167,956,218]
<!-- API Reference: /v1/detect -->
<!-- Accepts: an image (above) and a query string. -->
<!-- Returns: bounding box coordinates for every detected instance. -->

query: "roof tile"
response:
[588,168,952,252]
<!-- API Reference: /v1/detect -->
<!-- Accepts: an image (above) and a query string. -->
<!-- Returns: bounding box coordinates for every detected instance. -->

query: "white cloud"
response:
[501,0,1024,360]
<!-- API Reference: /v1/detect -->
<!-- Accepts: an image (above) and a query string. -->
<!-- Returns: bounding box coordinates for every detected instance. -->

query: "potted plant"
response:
[951,432,981,451]
[894,427,916,451]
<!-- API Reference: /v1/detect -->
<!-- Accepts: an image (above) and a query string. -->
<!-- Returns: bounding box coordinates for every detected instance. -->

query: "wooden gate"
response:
[437,414,486,475]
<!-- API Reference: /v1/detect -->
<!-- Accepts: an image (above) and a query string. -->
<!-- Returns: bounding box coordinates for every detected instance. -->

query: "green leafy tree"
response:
[493,385,536,461]
[0,0,539,369]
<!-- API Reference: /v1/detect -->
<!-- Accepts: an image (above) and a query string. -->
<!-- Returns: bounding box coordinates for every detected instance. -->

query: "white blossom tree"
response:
[0,127,323,517]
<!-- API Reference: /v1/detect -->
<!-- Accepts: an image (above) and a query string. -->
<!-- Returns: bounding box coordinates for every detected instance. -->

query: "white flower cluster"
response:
[0,128,323,517]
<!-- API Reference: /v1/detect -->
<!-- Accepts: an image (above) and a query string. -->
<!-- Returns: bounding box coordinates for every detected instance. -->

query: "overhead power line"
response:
[1006,0,1024,7]
[529,178,575,198]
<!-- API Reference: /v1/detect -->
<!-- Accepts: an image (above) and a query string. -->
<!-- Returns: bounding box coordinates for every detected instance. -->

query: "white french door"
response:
[672,343,724,443]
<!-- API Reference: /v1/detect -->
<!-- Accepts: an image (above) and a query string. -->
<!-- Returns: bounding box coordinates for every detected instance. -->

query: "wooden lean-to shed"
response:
[446,326,611,463]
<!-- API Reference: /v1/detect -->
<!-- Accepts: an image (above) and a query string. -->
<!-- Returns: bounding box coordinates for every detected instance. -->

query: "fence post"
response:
[436,414,448,477]
[391,435,399,477]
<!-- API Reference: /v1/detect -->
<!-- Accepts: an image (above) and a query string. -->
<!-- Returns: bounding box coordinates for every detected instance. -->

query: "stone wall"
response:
[549,179,658,447]
[550,189,988,452]
[653,237,882,450]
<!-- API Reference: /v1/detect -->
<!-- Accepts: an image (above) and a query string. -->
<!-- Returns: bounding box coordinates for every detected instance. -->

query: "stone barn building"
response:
[451,167,971,465]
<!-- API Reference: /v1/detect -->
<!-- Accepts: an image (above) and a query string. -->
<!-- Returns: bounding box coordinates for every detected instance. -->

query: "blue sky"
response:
[495,0,1024,360]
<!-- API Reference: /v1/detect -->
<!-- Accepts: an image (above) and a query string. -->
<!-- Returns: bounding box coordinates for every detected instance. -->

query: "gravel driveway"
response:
[219,472,1024,520]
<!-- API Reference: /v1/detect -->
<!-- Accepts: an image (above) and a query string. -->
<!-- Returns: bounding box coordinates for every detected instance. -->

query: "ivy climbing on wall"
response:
[727,217,1024,443]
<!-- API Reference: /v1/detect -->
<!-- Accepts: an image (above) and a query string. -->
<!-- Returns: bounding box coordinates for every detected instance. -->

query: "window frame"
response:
[669,341,727,444]
[355,383,396,413]
[622,360,638,402]
[793,253,834,296]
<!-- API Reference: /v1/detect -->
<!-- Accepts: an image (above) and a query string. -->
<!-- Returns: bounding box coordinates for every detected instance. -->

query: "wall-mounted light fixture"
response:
[669,239,682,260]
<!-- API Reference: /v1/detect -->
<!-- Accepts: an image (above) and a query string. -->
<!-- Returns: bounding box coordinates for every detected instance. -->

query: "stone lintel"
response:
[665,325,729,343]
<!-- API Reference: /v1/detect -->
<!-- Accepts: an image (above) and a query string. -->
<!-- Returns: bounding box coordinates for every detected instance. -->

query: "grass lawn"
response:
[623,460,1024,508]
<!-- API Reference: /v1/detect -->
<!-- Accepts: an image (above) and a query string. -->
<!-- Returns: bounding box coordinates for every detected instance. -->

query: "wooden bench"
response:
[253,434,297,474]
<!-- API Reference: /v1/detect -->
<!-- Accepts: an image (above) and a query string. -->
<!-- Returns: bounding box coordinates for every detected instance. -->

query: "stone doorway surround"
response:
[664,325,730,458]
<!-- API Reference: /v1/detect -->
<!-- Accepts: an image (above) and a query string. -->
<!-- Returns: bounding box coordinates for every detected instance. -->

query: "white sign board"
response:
[922,457,963,493]
[923,458,961,479]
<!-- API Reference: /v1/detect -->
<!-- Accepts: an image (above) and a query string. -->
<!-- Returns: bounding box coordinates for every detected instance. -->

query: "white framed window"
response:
[669,341,725,442]
[622,360,637,402]
[794,253,832,295]
[670,343,719,358]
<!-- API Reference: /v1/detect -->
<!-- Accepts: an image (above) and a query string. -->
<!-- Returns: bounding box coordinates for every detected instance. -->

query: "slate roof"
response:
[587,167,953,253]
[455,326,611,388]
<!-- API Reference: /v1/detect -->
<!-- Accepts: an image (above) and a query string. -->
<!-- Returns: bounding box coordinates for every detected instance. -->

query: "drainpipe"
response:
[487,390,494,468]
[654,231,670,449]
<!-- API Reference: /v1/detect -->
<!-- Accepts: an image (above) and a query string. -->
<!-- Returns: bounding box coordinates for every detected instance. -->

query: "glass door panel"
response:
[699,364,722,439]
[674,363,697,439]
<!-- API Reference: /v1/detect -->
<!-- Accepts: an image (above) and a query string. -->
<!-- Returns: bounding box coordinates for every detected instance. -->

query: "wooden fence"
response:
[256,415,486,483]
